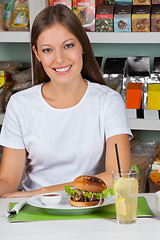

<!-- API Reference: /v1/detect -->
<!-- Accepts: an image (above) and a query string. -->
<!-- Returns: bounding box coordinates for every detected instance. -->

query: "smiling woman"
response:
[0,4,132,198]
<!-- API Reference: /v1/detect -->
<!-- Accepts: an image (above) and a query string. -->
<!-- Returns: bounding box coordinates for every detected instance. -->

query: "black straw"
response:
[115,144,121,177]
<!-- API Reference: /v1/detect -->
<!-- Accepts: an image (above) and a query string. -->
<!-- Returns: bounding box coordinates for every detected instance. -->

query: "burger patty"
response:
[70,193,99,202]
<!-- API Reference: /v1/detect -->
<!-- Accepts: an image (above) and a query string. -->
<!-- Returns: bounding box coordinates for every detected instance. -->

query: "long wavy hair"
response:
[31,4,105,85]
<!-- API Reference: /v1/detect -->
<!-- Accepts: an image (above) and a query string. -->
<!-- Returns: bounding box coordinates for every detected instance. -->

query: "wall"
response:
[0,43,31,62]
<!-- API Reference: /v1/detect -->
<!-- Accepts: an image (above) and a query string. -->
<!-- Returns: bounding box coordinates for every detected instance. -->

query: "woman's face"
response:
[33,23,84,85]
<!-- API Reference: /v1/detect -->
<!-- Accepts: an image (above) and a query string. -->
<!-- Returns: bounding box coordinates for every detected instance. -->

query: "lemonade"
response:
[113,170,138,224]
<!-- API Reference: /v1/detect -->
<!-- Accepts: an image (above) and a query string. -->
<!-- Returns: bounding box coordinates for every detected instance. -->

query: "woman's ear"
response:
[32,46,41,62]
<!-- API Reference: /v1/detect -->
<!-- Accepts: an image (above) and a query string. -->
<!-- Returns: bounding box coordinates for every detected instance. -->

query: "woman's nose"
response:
[54,49,64,64]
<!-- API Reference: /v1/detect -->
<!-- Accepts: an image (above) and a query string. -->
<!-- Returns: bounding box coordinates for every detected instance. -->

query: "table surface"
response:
[0,193,160,240]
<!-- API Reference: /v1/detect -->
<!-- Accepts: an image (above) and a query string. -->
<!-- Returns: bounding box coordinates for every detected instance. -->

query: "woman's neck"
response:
[41,78,88,109]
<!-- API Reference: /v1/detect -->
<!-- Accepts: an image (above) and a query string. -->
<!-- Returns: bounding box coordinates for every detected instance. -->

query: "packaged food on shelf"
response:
[152,0,160,3]
[48,0,72,9]
[103,58,126,92]
[0,0,4,31]
[132,5,150,32]
[114,5,132,32]
[0,71,6,113]
[72,0,95,31]
[12,67,32,82]
[133,0,151,5]
[0,61,32,113]
[148,148,160,192]
[105,0,115,4]
[7,0,29,31]
[115,0,132,5]
[131,140,159,192]
[151,5,160,32]
[12,80,32,91]
[96,5,114,32]
[0,61,30,75]
[3,0,15,30]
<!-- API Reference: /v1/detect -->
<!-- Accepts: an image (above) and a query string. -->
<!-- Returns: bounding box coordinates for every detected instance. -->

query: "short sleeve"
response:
[104,91,132,140]
[0,96,25,149]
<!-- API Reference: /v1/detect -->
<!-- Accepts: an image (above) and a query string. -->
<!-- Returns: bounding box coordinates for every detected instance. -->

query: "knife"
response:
[7,200,27,218]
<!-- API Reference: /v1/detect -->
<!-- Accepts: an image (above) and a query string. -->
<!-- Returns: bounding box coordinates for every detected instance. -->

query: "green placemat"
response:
[8,196,153,222]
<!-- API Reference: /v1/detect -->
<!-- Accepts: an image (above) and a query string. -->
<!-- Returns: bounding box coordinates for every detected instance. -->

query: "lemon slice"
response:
[116,198,127,216]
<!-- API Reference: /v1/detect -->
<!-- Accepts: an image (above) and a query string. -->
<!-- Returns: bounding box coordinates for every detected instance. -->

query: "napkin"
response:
[8,196,153,223]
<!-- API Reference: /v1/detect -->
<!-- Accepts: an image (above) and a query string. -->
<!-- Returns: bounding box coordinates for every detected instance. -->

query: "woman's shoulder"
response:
[10,84,42,102]
[88,81,120,98]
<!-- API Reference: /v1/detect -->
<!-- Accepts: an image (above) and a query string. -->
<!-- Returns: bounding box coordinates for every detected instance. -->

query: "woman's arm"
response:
[96,134,131,187]
[1,134,131,198]
[0,147,26,196]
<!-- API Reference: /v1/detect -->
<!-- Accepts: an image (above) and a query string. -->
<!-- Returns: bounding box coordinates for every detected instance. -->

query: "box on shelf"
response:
[114,5,132,32]
[151,5,160,32]
[128,56,150,76]
[96,0,105,6]
[132,5,150,32]
[103,58,127,90]
[126,82,143,109]
[153,57,160,73]
[115,0,132,5]
[152,0,160,4]
[105,0,115,4]
[72,0,95,31]
[96,5,114,32]
[147,84,160,110]
[48,0,72,8]
[133,0,151,5]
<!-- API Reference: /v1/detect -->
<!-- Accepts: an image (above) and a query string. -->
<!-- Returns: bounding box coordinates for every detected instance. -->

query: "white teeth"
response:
[55,66,71,72]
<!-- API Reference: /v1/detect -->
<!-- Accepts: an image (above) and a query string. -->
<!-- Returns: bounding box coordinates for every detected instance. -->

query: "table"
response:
[0,193,159,240]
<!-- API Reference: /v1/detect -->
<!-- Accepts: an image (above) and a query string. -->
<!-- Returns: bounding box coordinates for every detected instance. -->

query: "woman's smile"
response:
[53,65,72,75]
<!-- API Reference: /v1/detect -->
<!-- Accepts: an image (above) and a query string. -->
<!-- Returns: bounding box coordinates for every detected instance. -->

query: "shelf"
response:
[128,118,160,131]
[0,31,30,43]
[87,32,160,44]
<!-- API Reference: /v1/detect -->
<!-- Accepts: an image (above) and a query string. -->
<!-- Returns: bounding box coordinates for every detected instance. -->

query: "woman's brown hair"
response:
[31,4,105,85]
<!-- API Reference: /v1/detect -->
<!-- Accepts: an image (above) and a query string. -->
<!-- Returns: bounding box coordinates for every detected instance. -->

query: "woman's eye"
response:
[64,43,74,49]
[42,48,52,53]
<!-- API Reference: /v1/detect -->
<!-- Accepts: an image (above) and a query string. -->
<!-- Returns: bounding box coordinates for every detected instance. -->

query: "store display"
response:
[152,0,160,3]
[105,0,115,4]
[114,5,132,32]
[132,5,150,32]
[115,0,132,5]
[147,84,160,110]
[151,5,160,32]
[133,0,151,5]
[72,0,95,31]
[103,58,126,90]
[3,0,15,30]
[48,0,72,8]
[153,57,160,73]
[7,0,30,31]
[126,82,143,109]
[128,56,150,76]
[96,5,114,32]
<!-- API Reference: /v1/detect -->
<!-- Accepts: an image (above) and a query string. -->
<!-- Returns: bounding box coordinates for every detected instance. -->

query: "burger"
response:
[64,175,114,207]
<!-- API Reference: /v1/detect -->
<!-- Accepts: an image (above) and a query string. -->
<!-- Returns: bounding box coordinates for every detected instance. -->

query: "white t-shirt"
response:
[0,81,132,191]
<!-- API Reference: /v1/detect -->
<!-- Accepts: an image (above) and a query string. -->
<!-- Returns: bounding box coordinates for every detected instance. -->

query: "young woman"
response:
[0,5,132,198]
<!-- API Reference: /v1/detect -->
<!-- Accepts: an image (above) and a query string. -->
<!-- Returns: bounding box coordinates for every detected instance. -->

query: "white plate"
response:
[27,191,115,215]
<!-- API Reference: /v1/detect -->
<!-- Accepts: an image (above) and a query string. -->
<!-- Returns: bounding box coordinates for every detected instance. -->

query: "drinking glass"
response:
[112,169,138,224]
